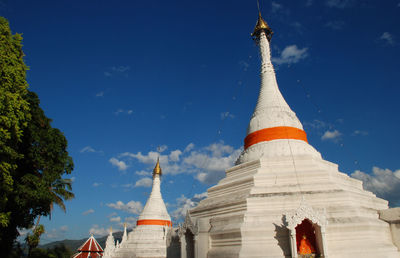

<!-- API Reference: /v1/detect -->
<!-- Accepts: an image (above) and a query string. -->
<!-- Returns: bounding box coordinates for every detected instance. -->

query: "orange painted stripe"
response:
[244,126,308,149]
[137,219,172,227]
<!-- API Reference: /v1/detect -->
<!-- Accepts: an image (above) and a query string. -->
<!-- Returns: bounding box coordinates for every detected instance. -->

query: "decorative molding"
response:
[285,197,327,231]
[178,211,199,237]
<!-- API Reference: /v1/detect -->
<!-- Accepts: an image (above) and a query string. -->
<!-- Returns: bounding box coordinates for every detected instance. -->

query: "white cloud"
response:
[116,142,241,184]
[110,216,121,223]
[82,209,95,215]
[135,170,152,176]
[93,182,102,187]
[325,0,353,8]
[89,225,109,237]
[135,177,153,188]
[272,45,308,65]
[170,192,208,222]
[41,226,69,242]
[380,32,395,46]
[80,146,96,153]
[95,91,104,97]
[169,150,182,162]
[109,158,128,171]
[321,130,342,141]
[184,143,195,152]
[107,200,143,214]
[157,145,168,152]
[351,167,400,206]
[220,112,235,120]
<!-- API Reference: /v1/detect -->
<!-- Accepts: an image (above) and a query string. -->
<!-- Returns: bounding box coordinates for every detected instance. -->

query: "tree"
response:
[0,18,74,255]
[0,16,30,228]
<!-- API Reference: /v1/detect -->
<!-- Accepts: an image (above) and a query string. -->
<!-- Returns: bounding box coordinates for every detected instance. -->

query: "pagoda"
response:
[103,159,172,258]
[180,12,400,258]
[72,234,104,258]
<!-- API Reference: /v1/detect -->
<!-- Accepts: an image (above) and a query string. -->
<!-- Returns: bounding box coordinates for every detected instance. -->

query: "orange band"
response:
[244,126,308,149]
[137,219,172,227]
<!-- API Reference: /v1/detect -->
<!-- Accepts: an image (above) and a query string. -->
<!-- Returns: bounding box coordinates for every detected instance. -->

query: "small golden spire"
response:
[252,12,273,41]
[153,157,162,177]
[110,226,112,232]
[123,222,127,228]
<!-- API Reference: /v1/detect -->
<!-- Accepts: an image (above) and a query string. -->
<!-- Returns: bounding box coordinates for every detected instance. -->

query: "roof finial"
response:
[252,2,273,41]
[153,157,162,177]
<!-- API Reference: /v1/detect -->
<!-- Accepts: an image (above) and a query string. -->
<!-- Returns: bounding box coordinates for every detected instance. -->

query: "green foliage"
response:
[29,244,72,258]
[0,17,74,255]
[0,16,30,228]
[26,224,45,255]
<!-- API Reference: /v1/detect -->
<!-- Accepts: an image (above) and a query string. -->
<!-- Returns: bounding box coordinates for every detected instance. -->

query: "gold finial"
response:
[124,222,127,228]
[110,226,112,232]
[153,157,162,177]
[252,11,273,41]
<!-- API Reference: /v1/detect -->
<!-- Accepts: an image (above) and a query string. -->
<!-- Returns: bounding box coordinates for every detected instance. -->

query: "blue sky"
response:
[2,0,400,243]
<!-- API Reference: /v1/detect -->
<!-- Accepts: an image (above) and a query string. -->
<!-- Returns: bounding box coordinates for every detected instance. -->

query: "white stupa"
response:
[104,159,171,258]
[180,12,400,258]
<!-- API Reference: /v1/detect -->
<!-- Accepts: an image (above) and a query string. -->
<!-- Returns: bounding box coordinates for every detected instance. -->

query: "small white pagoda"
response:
[180,12,400,258]
[104,159,172,258]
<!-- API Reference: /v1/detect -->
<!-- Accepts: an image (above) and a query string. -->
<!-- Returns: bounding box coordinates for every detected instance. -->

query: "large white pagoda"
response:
[180,12,400,258]
[104,159,172,258]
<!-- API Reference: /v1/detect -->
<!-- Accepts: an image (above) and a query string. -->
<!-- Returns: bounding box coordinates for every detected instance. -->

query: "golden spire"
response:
[252,11,273,41]
[153,157,162,177]
[110,226,112,232]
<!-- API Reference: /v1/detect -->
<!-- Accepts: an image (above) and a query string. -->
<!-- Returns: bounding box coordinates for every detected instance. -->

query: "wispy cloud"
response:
[271,1,283,13]
[352,130,368,136]
[110,216,121,223]
[238,60,249,71]
[93,182,102,187]
[104,66,131,77]
[134,177,152,188]
[380,32,395,46]
[89,225,109,237]
[82,209,95,215]
[220,112,235,120]
[325,0,353,8]
[114,109,133,116]
[41,226,69,242]
[325,20,345,30]
[106,200,143,214]
[95,91,104,97]
[351,167,400,206]
[80,146,96,153]
[321,129,342,142]
[109,158,128,171]
[170,192,208,222]
[272,45,308,65]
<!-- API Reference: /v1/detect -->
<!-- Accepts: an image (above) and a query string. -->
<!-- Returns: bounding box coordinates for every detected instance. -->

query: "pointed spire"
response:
[252,11,273,41]
[236,11,321,164]
[122,222,128,243]
[153,157,162,177]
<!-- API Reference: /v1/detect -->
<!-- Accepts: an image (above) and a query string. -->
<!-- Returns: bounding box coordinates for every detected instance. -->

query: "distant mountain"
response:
[39,231,127,253]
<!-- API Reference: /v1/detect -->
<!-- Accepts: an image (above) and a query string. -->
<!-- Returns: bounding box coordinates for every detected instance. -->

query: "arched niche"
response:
[178,212,198,258]
[285,199,328,258]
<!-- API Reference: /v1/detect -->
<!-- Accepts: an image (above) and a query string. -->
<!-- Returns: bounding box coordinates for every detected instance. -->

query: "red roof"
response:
[72,235,103,258]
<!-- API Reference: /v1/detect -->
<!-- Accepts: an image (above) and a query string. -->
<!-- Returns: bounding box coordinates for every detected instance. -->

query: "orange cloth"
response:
[299,238,315,254]
[244,126,308,149]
